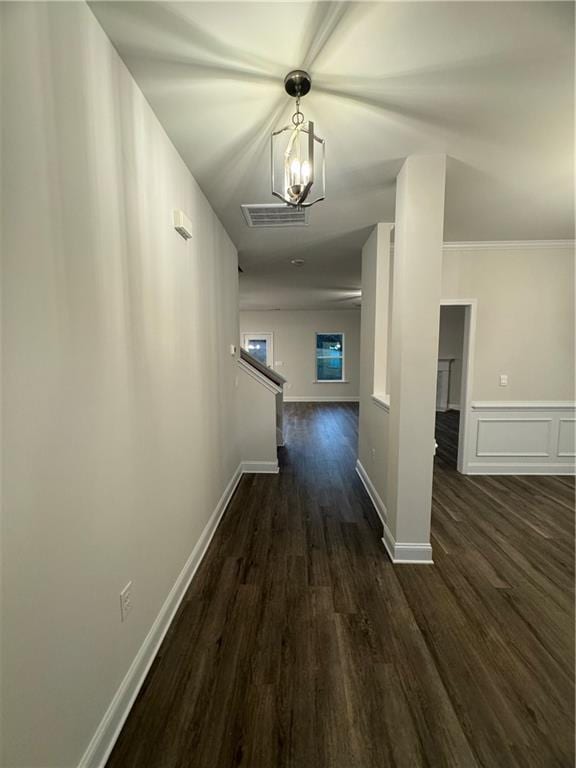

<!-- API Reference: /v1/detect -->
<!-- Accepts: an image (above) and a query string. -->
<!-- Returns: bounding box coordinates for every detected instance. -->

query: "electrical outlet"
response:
[371,447,376,460]
[120,582,133,622]
[499,374,509,387]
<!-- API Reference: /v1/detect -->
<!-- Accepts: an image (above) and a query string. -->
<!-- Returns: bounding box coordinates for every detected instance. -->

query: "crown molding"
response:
[471,400,576,412]
[442,240,575,252]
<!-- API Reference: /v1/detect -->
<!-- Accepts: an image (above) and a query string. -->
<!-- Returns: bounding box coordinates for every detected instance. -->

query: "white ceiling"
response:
[91,1,574,309]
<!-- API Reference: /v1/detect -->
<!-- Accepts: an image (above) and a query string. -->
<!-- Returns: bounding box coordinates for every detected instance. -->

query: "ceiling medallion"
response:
[271,70,326,208]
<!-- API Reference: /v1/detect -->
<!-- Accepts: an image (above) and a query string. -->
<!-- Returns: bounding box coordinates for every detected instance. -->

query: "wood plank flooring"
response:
[107,402,575,768]
[434,409,461,468]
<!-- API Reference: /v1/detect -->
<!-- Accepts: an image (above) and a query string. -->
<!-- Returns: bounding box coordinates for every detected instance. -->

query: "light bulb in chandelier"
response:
[271,70,325,208]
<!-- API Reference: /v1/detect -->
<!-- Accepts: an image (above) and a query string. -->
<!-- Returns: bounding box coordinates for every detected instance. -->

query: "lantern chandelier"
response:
[271,70,326,208]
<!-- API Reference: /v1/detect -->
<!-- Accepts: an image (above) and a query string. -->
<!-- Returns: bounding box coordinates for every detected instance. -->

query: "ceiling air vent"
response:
[241,204,310,228]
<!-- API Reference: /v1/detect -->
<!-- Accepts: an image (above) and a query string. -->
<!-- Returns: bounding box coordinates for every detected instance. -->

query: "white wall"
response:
[438,305,465,407]
[237,362,280,472]
[1,4,241,767]
[386,155,445,557]
[358,227,391,510]
[441,244,575,473]
[239,309,361,401]
[442,244,575,401]
[359,234,574,550]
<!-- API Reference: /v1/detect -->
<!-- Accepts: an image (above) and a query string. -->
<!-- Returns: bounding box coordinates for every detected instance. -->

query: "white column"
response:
[386,155,446,562]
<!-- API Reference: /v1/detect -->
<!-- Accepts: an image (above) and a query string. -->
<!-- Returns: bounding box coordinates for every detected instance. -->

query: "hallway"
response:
[107,403,574,768]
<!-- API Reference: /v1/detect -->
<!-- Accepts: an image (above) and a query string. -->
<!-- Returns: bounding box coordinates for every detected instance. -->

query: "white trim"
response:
[237,358,282,395]
[315,331,346,383]
[78,464,244,768]
[558,418,576,457]
[355,461,433,565]
[448,402,461,411]
[284,395,359,403]
[438,298,478,306]
[442,240,575,251]
[386,540,434,564]
[355,459,387,524]
[241,460,279,474]
[471,401,576,412]
[371,393,390,412]
[440,299,476,474]
[465,462,575,476]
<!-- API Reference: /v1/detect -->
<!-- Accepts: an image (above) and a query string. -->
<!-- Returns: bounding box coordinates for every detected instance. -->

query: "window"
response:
[242,332,273,366]
[316,333,344,381]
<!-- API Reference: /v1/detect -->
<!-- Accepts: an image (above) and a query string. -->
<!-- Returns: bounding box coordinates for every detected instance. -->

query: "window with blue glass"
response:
[316,333,344,381]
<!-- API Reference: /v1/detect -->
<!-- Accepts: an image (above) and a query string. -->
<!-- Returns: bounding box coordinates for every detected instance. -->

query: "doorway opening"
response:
[435,300,476,473]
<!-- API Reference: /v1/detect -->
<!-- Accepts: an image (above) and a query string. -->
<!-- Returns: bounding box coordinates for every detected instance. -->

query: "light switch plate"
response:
[499,374,508,387]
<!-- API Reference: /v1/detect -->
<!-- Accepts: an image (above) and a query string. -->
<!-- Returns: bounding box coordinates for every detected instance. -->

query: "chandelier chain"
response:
[292,95,305,127]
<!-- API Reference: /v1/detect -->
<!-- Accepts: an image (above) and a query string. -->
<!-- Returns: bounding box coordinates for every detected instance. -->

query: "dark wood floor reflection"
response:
[107,403,575,768]
[434,408,461,468]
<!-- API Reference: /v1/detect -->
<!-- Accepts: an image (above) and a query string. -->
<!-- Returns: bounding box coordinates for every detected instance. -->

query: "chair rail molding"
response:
[471,401,576,411]
[442,240,575,251]
[390,240,575,255]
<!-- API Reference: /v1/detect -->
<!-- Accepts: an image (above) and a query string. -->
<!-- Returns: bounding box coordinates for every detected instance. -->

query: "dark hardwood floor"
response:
[107,403,575,768]
[434,408,461,468]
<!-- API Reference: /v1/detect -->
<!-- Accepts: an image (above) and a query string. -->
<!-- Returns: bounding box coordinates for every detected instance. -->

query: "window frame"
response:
[241,332,274,367]
[314,331,346,383]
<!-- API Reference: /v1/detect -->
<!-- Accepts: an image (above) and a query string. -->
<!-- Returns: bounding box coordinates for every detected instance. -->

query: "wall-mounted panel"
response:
[476,418,552,457]
[464,403,575,474]
[558,419,576,457]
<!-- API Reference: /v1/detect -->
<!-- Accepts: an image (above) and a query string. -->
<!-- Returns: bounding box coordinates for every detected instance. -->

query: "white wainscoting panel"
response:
[476,418,552,457]
[464,402,576,474]
[558,419,576,457]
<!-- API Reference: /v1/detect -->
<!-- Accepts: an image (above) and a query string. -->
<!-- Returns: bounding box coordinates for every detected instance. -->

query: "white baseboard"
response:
[385,539,434,564]
[355,460,433,565]
[355,459,387,525]
[465,462,575,476]
[241,460,279,473]
[284,395,359,403]
[447,402,461,411]
[78,464,244,768]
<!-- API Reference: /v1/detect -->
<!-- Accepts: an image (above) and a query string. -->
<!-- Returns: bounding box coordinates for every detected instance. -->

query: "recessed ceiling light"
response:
[291,258,305,266]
